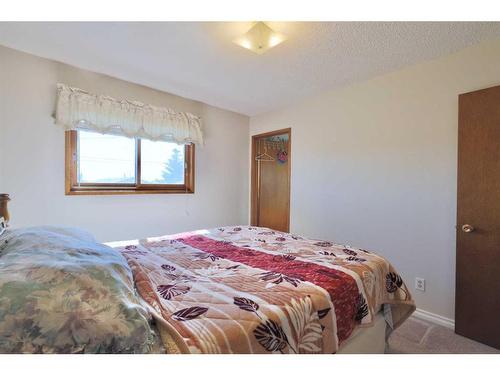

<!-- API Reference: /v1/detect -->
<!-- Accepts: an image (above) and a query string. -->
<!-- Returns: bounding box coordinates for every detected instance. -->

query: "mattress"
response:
[337,311,386,354]
[155,310,387,354]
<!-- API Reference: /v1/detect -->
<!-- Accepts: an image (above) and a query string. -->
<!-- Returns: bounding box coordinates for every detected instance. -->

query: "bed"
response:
[0,224,415,354]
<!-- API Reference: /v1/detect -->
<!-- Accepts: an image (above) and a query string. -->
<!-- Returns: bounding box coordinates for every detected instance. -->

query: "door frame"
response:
[250,128,291,232]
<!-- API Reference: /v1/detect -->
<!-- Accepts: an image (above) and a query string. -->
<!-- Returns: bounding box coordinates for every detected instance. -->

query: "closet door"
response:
[456,85,500,349]
[251,129,291,232]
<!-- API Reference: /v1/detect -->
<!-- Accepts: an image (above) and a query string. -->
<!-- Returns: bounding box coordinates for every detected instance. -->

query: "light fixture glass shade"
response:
[233,22,286,54]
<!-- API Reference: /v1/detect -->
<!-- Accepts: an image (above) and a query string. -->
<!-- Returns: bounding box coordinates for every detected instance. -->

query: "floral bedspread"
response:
[111,226,415,354]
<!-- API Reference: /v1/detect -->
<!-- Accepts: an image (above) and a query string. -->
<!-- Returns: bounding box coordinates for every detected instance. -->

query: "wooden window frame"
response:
[65,130,195,195]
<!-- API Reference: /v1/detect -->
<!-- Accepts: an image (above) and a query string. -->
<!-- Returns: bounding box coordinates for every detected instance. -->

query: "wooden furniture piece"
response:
[251,128,291,232]
[456,85,500,349]
[0,194,10,224]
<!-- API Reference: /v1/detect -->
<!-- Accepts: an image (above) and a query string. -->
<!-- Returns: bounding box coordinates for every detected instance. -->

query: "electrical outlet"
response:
[415,277,425,291]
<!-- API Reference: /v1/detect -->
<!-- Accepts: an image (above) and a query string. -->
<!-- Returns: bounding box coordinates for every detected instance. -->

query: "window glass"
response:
[67,130,193,194]
[141,139,185,185]
[78,130,136,184]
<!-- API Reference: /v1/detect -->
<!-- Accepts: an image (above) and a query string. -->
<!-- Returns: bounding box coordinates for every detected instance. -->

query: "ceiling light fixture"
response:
[233,22,286,55]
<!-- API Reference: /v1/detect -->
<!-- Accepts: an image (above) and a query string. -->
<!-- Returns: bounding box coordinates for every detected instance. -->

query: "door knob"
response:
[461,224,474,233]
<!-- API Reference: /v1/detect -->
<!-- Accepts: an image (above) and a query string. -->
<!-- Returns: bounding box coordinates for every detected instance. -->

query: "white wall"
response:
[250,38,500,320]
[0,45,249,242]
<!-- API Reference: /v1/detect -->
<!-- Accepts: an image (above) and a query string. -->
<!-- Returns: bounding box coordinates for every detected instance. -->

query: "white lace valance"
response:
[55,83,203,145]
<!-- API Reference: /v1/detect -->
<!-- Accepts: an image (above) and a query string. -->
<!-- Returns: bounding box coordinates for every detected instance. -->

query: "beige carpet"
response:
[387,317,500,354]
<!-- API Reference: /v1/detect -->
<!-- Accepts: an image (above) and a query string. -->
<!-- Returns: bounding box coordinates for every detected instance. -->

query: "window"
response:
[65,130,194,195]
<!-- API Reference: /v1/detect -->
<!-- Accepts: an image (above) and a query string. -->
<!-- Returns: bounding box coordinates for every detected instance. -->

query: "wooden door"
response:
[251,129,291,232]
[456,85,500,349]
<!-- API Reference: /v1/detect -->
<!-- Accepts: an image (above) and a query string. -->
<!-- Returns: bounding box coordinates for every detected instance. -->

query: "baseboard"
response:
[412,308,455,330]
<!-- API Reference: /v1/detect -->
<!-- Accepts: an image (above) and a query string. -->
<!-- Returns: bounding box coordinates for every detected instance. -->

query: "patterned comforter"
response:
[110,226,415,354]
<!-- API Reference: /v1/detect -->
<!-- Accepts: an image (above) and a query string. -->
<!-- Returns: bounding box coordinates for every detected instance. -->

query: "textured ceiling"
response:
[1,22,500,116]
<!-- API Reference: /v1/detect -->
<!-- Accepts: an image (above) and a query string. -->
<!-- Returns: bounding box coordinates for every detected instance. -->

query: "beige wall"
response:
[0,45,250,241]
[250,38,500,320]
